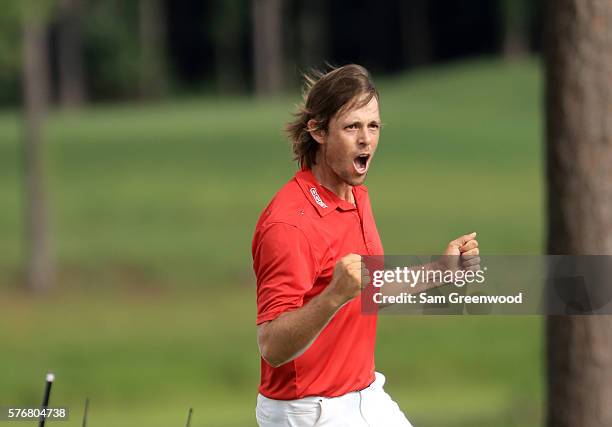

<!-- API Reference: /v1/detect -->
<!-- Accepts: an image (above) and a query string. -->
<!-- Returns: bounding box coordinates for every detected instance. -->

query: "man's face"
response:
[316,96,381,187]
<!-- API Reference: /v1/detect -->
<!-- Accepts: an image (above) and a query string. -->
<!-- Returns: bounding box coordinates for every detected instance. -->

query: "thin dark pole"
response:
[185,408,192,427]
[38,372,54,427]
[82,397,89,427]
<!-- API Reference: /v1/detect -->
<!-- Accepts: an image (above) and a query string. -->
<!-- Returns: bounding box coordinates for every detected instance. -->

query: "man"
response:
[252,64,479,426]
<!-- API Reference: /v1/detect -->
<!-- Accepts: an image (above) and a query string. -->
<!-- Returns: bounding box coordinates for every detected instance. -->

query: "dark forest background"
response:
[0,0,541,106]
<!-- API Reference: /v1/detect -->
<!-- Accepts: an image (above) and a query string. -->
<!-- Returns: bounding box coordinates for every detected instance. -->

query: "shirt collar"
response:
[295,169,364,217]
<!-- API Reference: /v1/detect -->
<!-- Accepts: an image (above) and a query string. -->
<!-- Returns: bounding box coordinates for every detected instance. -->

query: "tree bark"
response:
[545,1,612,426]
[22,7,53,292]
[139,0,168,99]
[252,0,283,95]
[57,0,86,108]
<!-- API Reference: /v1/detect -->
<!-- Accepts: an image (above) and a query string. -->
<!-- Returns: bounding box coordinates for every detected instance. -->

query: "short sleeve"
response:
[253,223,318,324]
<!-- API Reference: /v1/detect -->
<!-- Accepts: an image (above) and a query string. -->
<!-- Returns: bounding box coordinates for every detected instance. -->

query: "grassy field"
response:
[0,58,544,426]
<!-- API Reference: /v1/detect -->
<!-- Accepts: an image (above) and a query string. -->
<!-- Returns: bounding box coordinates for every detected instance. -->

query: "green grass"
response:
[0,58,544,426]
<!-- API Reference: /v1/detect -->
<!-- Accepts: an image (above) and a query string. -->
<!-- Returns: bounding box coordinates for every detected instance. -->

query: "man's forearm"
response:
[258,286,343,368]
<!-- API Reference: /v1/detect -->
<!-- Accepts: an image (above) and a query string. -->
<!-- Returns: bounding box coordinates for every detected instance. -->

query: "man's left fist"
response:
[443,232,480,271]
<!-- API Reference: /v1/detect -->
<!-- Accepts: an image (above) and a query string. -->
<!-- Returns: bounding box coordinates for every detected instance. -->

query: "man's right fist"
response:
[326,254,369,308]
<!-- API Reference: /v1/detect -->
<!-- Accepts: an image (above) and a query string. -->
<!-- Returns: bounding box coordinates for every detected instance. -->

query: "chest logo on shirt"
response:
[309,187,328,208]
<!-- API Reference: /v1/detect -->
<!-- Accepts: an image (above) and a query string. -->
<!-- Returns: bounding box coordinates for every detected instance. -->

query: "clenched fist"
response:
[441,232,481,271]
[325,254,370,308]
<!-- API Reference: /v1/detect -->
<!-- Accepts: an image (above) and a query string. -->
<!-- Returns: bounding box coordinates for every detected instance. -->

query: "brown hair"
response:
[286,64,379,169]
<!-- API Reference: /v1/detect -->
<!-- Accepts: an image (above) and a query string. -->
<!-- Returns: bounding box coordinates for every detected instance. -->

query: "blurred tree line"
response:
[8,0,539,292]
[0,0,542,107]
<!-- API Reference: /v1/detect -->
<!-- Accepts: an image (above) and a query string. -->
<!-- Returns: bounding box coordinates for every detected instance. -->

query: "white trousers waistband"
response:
[256,372,413,427]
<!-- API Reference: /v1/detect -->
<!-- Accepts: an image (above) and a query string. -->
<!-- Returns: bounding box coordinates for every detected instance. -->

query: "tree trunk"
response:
[139,0,168,99]
[501,0,529,59]
[22,7,53,292]
[545,1,612,426]
[297,0,328,70]
[399,0,431,67]
[213,0,246,94]
[57,0,86,108]
[252,0,283,95]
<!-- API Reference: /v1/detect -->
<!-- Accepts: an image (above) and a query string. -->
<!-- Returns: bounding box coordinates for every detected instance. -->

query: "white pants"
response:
[255,372,413,427]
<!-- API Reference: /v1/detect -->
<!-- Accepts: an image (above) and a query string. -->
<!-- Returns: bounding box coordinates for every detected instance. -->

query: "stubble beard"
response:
[323,145,366,187]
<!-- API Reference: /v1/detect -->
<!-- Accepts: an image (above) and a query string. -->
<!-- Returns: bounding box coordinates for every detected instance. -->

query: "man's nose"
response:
[358,127,372,147]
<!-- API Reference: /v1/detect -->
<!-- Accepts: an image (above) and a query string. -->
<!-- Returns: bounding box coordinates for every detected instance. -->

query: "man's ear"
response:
[307,119,326,145]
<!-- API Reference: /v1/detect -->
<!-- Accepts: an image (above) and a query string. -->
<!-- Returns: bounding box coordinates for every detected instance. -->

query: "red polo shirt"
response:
[252,169,384,400]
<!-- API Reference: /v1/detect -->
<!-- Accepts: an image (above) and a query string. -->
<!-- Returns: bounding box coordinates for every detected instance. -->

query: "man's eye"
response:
[346,124,358,130]
[369,124,380,130]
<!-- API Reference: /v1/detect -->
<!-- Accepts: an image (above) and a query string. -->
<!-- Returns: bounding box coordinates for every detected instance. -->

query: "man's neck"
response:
[310,164,354,203]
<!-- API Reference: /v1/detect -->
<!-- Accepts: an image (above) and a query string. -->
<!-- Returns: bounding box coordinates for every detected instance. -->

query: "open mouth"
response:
[353,153,371,175]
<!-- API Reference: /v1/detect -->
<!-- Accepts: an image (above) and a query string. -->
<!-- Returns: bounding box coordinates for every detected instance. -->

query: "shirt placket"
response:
[351,209,371,255]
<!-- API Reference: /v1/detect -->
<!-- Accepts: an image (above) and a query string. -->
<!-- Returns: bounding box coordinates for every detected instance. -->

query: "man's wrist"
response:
[319,283,345,311]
